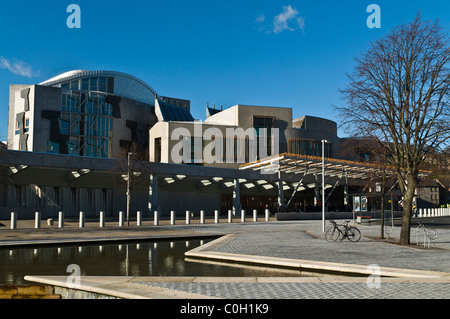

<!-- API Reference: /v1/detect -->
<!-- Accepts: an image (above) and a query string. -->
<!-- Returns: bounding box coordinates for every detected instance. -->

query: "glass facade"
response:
[288,138,332,158]
[61,76,110,94]
[57,90,114,158]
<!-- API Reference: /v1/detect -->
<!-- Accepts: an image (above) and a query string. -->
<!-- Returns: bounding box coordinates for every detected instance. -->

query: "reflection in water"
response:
[0,239,303,284]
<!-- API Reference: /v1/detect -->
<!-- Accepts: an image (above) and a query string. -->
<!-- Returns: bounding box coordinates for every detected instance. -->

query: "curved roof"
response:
[39,70,159,101]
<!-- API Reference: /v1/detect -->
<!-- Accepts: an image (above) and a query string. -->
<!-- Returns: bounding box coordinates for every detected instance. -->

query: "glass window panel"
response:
[90,77,98,91]
[70,80,79,90]
[81,78,89,90]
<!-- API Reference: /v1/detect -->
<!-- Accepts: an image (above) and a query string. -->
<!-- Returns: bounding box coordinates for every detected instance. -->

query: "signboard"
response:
[354,196,360,212]
[361,196,368,212]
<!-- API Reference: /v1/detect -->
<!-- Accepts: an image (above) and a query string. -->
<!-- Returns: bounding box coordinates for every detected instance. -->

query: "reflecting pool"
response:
[0,239,303,284]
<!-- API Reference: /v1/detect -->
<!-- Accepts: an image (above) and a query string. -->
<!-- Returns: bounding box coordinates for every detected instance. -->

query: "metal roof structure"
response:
[156,99,195,122]
[240,153,432,181]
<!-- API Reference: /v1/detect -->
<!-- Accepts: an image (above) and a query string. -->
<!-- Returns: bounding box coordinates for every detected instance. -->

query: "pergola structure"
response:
[240,153,431,212]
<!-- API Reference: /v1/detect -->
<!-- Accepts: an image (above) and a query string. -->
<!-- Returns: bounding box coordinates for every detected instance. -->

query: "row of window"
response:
[61,93,114,116]
[288,138,333,158]
[59,113,113,138]
[157,135,275,164]
[67,137,112,158]
[61,77,110,93]
[15,118,30,135]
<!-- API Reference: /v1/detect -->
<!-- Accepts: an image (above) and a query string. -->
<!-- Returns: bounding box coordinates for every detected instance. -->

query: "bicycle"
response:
[325,220,361,242]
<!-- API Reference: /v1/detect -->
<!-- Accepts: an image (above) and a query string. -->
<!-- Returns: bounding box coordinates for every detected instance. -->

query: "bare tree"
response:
[335,14,450,245]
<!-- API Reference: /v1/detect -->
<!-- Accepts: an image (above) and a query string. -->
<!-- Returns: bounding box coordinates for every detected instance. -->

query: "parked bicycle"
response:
[325,220,361,242]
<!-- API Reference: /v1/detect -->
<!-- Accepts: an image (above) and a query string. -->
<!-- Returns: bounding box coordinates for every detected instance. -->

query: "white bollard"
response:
[10,212,17,230]
[171,211,176,225]
[265,209,270,222]
[419,208,423,218]
[214,210,219,224]
[35,212,41,229]
[186,210,190,224]
[228,210,232,223]
[137,211,142,226]
[58,211,64,228]
[253,209,258,222]
[241,210,246,223]
[119,211,124,227]
[154,211,159,226]
[200,210,205,224]
[79,211,85,228]
[100,211,105,228]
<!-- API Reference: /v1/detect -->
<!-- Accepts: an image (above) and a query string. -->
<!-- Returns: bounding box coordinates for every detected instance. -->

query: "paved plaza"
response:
[2,217,450,299]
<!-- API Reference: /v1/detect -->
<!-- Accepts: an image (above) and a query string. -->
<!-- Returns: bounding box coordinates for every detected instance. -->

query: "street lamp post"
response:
[322,140,328,232]
[127,152,134,227]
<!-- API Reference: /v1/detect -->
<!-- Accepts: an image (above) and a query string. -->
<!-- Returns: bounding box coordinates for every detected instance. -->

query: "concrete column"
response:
[200,210,205,224]
[214,210,219,224]
[154,211,159,226]
[265,208,270,222]
[100,211,105,228]
[278,180,284,210]
[119,211,124,227]
[79,211,85,228]
[10,212,17,230]
[253,209,258,222]
[241,210,246,223]
[137,211,142,226]
[186,210,191,224]
[233,179,242,216]
[35,212,41,229]
[58,211,64,228]
[228,209,232,223]
[343,176,349,207]
[314,174,320,206]
[171,211,176,225]
[149,174,160,216]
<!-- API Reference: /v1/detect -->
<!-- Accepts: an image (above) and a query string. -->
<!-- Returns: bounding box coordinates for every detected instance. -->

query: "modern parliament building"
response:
[1,69,356,219]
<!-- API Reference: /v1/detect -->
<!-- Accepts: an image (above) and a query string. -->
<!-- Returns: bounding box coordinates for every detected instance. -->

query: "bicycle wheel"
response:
[347,227,361,242]
[325,227,341,242]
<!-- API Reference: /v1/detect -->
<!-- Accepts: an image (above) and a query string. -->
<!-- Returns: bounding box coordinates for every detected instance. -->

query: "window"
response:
[155,138,161,162]
[70,80,79,90]
[25,118,30,133]
[81,78,89,91]
[60,115,70,135]
[15,121,20,135]
[46,140,60,154]
[254,116,274,159]
[90,77,98,91]
[99,77,107,92]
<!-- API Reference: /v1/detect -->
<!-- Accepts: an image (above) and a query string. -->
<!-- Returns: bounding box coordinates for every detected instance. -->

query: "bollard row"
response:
[6,208,273,230]
[417,207,450,218]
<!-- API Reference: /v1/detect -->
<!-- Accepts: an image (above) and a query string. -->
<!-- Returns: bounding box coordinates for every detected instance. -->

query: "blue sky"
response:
[0,0,449,140]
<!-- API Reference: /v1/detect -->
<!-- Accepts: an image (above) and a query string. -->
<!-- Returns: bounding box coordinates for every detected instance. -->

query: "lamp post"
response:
[322,140,328,232]
[127,152,135,227]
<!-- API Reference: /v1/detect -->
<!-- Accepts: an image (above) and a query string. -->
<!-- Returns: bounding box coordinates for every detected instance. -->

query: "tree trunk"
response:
[380,194,385,239]
[399,175,417,245]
